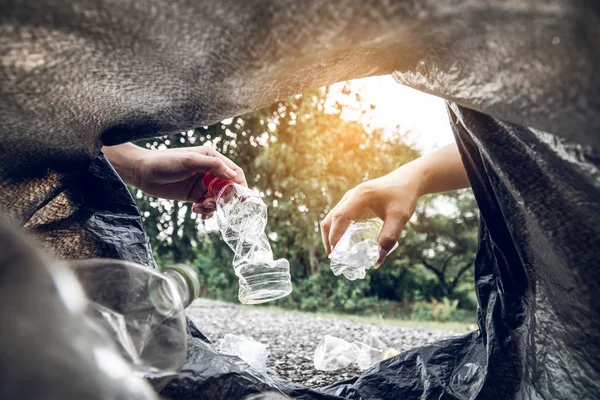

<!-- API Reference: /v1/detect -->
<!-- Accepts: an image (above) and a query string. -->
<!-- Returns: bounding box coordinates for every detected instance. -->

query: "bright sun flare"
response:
[325,75,455,154]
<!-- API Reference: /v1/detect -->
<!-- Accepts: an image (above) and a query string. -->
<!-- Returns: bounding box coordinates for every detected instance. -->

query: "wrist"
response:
[102,143,147,187]
[411,159,434,197]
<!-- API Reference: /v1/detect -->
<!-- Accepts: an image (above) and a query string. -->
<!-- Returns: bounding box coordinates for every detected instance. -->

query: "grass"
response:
[241,304,477,333]
[311,311,475,333]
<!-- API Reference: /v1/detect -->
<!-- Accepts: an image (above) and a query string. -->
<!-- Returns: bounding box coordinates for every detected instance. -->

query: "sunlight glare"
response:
[325,75,455,153]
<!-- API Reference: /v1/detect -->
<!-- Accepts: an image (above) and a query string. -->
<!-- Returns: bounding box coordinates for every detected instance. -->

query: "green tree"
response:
[250,88,419,280]
[130,84,479,316]
[131,86,417,260]
[412,190,478,303]
[371,189,479,309]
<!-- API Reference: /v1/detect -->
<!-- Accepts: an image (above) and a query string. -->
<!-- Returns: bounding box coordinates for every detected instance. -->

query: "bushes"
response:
[180,253,476,324]
[411,298,457,322]
[271,263,379,314]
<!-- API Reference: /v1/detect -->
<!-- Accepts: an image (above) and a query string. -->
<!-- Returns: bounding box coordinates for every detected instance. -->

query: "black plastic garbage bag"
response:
[10,101,599,399]
[25,154,156,267]
[23,98,596,400]
[1,1,599,399]
[163,103,600,399]
[307,105,600,400]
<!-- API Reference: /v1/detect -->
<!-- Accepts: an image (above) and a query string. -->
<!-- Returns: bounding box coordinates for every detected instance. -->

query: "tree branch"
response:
[422,258,449,293]
[441,254,455,276]
[450,258,476,290]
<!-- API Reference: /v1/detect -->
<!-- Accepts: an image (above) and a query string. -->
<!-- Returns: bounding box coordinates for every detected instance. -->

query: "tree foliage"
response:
[130,85,479,319]
[370,190,479,310]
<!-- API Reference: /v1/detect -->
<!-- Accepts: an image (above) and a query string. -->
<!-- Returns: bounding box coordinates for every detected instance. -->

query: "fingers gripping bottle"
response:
[328,218,398,280]
[203,173,293,304]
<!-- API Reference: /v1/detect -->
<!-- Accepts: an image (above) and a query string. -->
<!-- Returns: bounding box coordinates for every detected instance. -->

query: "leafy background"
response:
[131,85,479,324]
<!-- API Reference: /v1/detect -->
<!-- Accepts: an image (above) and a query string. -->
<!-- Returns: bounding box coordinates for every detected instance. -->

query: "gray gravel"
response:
[187,299,460,388]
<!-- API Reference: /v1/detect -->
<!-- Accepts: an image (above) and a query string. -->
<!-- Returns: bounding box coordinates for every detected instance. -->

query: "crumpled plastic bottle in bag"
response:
[354,332,399,370]
[314,333,399,371]
[313,335,359,371]
[67,259,201,378]
[328,219,398,280]
[0,217,157,400]
[218,333,269,374]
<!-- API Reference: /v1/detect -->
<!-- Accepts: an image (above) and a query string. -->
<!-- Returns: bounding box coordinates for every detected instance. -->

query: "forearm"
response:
[102,143,146,186]
[401,143,470,196]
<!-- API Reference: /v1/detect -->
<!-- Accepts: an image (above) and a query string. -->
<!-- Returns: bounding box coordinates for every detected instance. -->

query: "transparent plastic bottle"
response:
[0,214,157,400]
[218,333,269,374]
[67,259,200,378]
[313,335,358,371]
[328,218,398,280]
[203,173,292,304]
[313,332,399,372]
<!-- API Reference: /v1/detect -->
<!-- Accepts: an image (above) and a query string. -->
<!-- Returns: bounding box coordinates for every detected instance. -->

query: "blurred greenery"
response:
[130,85,479,323]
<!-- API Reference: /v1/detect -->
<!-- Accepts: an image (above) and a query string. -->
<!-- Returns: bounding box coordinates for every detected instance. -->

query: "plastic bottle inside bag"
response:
[314,333,399,371]
[67,259,200,378]
[328,218,398,280]
[203,173,292,304]
[313,335,359,371]
[1,251,158,400]
[218,333,269,374]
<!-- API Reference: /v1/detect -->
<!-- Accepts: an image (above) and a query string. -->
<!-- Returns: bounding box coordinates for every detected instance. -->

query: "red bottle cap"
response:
[203,173,231,196]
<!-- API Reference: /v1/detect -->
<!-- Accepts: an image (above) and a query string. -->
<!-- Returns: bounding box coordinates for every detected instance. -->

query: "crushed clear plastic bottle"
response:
[204,173,292,304]
[218,333,269,374]
[313,335,358,371]
[67,259,200,378]
[313,332,399,371]
[353,332,398,371]
[328,218,398,280]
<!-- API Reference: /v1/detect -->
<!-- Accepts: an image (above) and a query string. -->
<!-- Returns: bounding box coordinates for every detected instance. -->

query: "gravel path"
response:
[187,299,460,388]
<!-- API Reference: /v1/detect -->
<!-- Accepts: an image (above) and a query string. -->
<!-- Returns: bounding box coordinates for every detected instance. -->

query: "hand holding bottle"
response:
[320,144,470,267]
[203,173,292,304]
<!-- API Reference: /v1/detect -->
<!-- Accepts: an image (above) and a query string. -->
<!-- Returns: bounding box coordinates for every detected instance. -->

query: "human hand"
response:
[320,167,422,266]
[131,146,246,219]
[320,144,470,266]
